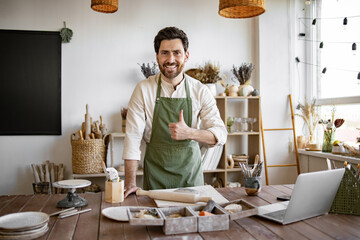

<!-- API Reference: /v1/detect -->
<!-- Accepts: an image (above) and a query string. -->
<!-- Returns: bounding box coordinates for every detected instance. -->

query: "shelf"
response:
[228,132,260,136]
[226,168,243,172]
[72,169,144,178]
[215,96,260,100]
[203,168,226,173]
[298,149,360,164]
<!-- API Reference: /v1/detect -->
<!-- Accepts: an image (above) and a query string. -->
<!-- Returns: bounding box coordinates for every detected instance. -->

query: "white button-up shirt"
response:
[122,73,227,161]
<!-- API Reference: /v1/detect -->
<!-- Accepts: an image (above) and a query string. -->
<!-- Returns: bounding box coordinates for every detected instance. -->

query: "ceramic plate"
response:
[102,206,150,221]
[0,212,49,231]
[102,207,129,221]
[54,179,91,188]
[0,224,48,236]
[0,226,48,240]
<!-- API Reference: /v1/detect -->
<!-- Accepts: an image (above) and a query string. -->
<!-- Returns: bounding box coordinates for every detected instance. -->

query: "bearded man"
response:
[123,27,227,197]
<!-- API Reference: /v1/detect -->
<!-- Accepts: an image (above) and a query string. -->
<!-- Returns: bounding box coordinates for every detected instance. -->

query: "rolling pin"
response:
[94,122,102,139]
[84,104,91,140]
[136,189,212,203]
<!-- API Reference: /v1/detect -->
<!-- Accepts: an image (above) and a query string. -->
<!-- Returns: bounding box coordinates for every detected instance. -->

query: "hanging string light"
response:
[343,17,348,30]
[301,15,360,29]
[352,43,357,55]
[312,18,317,26]
[295,57,360,81]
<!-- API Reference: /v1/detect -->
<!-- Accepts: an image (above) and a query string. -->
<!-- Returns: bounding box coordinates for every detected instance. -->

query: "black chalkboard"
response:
[0,30,61,135]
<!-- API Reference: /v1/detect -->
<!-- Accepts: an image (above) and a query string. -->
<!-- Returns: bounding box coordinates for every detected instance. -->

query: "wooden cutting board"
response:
[153,185,229,207]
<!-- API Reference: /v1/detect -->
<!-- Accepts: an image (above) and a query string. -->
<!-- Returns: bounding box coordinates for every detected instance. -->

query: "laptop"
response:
[257,168,345,225]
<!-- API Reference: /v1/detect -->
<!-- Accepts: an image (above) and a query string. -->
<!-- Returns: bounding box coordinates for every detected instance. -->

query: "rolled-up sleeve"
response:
[122,84,146,160]
[199,89,227,147]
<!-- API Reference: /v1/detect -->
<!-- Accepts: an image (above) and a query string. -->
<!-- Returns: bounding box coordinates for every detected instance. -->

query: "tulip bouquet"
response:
[318,118,345,152]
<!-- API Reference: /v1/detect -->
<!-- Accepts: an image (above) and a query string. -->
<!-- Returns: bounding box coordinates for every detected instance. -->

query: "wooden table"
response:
[1,185,360,240]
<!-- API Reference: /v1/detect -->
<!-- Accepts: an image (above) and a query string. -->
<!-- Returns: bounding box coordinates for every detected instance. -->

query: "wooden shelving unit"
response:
[73,170,143,179]
[202,96,261,187]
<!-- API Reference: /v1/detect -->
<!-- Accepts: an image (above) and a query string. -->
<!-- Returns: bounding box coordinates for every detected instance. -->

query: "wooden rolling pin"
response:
[136,189,212,203]
[84,104,91,140]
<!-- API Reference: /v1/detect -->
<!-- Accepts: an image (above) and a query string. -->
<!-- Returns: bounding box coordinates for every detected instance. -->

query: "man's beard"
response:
[159,62,185,80]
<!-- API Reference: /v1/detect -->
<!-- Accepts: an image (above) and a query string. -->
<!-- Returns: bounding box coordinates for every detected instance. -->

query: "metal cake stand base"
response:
[52,179,91,208]
[57,189,88,208]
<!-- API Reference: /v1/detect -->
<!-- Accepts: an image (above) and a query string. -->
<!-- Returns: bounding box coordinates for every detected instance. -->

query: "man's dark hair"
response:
[154,27,189,54]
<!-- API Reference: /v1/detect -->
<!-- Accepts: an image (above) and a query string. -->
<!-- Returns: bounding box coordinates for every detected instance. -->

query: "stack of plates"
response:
[0,212,49,239]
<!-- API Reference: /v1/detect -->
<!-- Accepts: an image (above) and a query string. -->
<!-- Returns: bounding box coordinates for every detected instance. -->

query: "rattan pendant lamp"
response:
[91,0,118,13]
[219,0,265,18]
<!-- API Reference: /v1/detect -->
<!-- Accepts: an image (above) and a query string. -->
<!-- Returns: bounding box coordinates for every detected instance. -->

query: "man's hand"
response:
[124,159,139,198]
[168,109,192,140]
[124,184,139,198]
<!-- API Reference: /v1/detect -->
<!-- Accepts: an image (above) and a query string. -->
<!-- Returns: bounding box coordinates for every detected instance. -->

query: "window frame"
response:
[309,0,360,106]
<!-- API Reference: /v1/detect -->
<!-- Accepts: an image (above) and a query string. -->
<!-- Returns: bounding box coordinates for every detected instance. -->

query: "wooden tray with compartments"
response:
[127,199,258,235]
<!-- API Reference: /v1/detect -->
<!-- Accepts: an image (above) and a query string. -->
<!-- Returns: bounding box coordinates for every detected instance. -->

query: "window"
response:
[314,0,360,102]
[310,0,360,143]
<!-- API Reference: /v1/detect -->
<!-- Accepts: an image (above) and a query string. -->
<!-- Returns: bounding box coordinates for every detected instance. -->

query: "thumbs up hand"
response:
[168,109,191,140]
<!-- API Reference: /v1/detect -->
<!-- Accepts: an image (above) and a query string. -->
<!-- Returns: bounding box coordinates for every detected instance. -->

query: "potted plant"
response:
[138,62,159,78]
[231,63,256,96]
[185,62,222,96]
[318,106,345,152]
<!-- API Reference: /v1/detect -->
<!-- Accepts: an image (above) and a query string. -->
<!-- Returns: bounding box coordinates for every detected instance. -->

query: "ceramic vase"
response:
[228,85,238,97]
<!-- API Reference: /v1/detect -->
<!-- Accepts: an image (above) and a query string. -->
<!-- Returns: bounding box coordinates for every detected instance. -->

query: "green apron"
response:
[143,75,204,190]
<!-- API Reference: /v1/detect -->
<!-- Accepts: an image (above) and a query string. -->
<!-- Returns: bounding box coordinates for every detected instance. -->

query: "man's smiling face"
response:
[156,39,189,81]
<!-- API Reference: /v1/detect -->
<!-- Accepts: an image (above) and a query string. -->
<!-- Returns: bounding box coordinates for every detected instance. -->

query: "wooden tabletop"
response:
[1,185,360,240]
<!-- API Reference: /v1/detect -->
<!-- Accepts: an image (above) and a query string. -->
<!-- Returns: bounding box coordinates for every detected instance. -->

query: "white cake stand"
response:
[52,179,91,208]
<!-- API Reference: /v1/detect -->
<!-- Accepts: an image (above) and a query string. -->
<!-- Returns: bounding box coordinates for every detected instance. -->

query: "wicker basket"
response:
[71,135,109,174]
[219,0,265,19]
[330,167,360,216]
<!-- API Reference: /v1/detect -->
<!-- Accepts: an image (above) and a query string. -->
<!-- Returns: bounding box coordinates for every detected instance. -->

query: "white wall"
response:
[0,0,258,194]
[259,0,302,184]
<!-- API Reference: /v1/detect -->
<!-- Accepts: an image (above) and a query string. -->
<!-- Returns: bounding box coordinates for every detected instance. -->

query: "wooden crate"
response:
[219,199,258,220]
[189,205,229,232]
[127,207,164,226]
[158,207,197,235]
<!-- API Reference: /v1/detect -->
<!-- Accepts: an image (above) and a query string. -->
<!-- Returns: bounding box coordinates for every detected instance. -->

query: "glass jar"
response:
[322,130,335,152]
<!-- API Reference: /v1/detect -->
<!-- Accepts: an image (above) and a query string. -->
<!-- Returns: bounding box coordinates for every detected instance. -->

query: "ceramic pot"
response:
[239,85,254,96]
[228,85,238,97]
[238,85,244,95]
[244,176,261,196]
[297,136,306,149]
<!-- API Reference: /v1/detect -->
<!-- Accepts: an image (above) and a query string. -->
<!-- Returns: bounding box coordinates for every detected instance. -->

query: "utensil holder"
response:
[32,182,51,194]
[105,180,124,203]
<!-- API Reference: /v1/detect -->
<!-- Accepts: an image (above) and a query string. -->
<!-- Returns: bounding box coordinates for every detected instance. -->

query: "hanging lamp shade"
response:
[219,0,265,18]
[91,0,118,13]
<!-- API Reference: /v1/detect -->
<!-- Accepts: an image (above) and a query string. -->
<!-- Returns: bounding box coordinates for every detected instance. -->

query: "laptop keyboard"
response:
[263,209,286,221]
